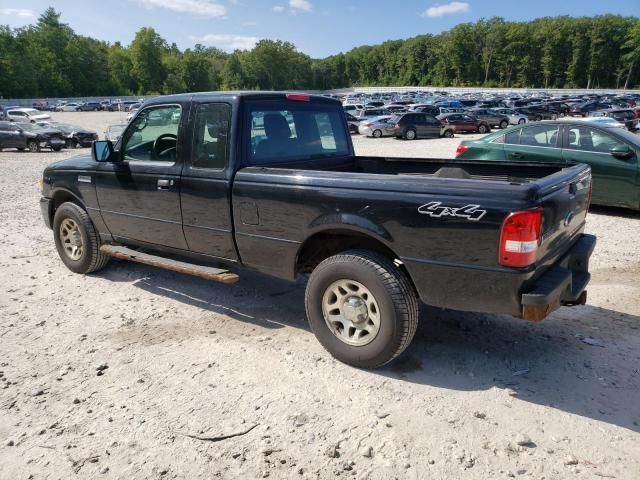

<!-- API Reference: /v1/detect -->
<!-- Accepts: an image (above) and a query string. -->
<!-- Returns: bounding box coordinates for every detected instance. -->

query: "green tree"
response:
[130,27,167,94]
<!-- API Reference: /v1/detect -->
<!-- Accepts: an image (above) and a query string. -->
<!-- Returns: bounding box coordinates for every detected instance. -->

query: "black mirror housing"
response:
[92,140,114,162]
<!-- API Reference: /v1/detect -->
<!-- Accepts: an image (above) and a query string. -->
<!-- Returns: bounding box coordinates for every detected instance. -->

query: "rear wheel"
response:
[27,141,39,153]
[305,250,419,368]
[404,129,417,140]
[499,120,509,129]
[53,202,110,274]
[52,146,62,152]
[477,124,488,134]
[373,129,383,138]
[518,118,526,125]
[443,129,454,138]
[535,115,542,121]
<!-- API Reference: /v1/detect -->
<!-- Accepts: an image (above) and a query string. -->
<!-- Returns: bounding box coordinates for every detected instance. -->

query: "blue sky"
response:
[1,1,638,58]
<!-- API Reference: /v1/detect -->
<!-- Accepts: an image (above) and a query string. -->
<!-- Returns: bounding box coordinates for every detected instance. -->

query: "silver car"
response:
[358,115,395,138]
[493,108,529,125]
[105,123,128,142]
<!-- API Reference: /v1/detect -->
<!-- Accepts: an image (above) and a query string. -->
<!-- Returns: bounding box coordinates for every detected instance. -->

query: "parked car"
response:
[437,113,491,134]
[358,116,395,137]
[50,123,98,148]
[56,103,82,112]
[577,117,626,129]
[78,102,103,112]
[120,101,139,112]
[126,103,143,122]
[105,123,128,142]
[520,105,561,121]
[345,113,360,134]
[39,92,595,368]
[591,109,637,131]
[100,101,117,112]
[391,112,455,140]
[466,109,510,129]
[0,121,65,152]
[456,120,640,210]
[493,108,529,125]
[568,101,612,117]
[6,108,51,124]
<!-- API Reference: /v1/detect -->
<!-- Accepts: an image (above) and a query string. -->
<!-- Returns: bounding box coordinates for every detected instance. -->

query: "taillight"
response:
[499,209,543,268]
[456,145,469,157]
[364,123,373,128]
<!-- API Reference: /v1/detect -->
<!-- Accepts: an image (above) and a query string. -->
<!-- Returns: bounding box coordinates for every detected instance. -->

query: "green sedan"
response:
[456,120,640,210]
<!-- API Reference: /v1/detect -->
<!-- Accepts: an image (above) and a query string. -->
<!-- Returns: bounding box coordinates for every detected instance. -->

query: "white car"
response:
[5,108,51,124]
[56,103,82,112]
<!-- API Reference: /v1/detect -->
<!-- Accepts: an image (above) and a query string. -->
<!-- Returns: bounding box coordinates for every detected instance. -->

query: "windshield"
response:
[248,101,350,165]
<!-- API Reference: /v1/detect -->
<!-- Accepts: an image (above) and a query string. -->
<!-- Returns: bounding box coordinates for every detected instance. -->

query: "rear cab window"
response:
[247,100,350,165]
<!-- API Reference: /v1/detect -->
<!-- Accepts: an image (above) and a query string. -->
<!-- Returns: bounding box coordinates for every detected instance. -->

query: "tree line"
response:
[1,8,639,99]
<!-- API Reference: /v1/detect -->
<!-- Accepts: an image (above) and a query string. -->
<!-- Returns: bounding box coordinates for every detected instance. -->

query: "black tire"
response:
[499,120,509,129]
[27,140,39,153]
[52,146,62,152]
[535,115,542,121]
[53,202,110,274]
[373,129,382,138]
[305,250,419,369]
[404,129,417,140]
[518,118,526,125]
[477,124,488,134]
[17,147,25,151]
[443,129,454,138]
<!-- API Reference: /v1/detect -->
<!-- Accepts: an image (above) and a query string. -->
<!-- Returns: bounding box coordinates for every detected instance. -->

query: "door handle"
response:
[157,179,174,190]
[510,152,523,159]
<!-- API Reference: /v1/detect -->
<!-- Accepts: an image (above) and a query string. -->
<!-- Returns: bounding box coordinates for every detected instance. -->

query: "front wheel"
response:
[443,129,454,138]
[53,202,110,274]
[477,124,488,134]
[518,118,526,125]
[305,250,419,368]
[52,146,62,152]
[27,141,39,153]
[373,129,383,138]
[404,129,417,140]
[499,120,509,129]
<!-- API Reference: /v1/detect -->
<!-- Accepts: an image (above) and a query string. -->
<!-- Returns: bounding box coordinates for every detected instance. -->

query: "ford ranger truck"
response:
[40,92,596,368]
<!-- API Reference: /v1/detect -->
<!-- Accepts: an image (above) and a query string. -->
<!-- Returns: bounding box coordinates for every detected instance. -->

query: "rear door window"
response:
[518,124,560,147]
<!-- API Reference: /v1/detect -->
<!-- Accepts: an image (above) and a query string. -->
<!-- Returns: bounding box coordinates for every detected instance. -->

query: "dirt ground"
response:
[0,112,639,480]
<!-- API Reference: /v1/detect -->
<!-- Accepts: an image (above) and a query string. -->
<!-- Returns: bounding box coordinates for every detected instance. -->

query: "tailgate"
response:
[534,164,591,269]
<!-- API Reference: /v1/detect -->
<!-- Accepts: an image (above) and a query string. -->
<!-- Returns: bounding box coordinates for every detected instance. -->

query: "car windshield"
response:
[248,101,350,164]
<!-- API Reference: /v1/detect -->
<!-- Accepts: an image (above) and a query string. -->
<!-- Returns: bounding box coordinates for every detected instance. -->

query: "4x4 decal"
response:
[418,202,487,221]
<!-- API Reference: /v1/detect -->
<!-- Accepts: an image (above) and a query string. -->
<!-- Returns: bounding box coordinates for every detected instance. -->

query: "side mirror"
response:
[610,144,633,159]
[92,140,114,162]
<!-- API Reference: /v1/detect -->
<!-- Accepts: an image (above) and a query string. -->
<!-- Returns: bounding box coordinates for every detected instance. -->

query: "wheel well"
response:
[296,230,400,276]
[50,191,83,223]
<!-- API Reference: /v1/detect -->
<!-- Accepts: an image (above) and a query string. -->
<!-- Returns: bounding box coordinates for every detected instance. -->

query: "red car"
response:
[437,113,491,134]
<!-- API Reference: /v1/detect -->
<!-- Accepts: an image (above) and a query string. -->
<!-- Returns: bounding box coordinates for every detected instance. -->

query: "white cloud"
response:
[137,0,226,18]
[289,0,311,12]
[189,33,259,51]
[272,5,285,12]
[422,1,469,18]
[0,8,35,17]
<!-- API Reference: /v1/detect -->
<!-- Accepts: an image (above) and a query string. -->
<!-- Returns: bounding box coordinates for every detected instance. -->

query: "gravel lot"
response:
[1,112,639,480]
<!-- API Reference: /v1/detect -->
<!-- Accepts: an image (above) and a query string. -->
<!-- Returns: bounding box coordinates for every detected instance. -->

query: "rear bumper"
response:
[520,234,596,321]
[402,233,596,319]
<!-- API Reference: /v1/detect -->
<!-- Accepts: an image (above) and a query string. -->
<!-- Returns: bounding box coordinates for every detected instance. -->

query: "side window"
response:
[192,103,231,170]
[121,105,181,162]
[519,125,560,147]
[567,126,626,154]
[505,128,521,145]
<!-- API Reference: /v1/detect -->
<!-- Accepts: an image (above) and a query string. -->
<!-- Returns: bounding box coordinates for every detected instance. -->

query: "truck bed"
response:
[259,156,570,184]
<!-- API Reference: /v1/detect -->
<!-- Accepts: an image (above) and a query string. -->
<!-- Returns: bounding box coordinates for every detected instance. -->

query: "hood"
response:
[45,154,96,172]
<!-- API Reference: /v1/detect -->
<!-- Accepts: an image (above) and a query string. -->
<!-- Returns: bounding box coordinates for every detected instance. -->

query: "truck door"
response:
[179,102,238,260]
[95,103,188,249]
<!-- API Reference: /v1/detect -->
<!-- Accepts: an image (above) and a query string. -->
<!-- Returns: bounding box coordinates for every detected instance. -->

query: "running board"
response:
[99,245,239,284]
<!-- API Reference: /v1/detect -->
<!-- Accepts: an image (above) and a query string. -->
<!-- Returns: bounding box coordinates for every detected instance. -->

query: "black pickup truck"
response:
[40,92,596,368]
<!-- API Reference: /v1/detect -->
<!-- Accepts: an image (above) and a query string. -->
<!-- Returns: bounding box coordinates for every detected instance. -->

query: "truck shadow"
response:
[99,262,640,433]
[590,205,640,219]
[385,305,640,433]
